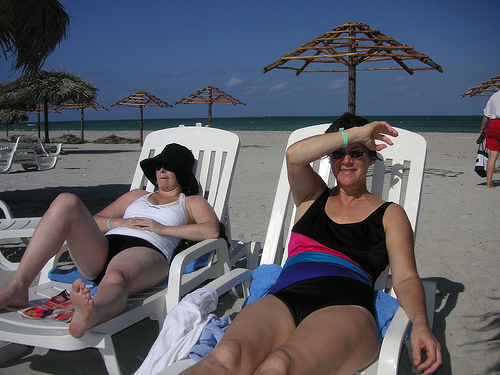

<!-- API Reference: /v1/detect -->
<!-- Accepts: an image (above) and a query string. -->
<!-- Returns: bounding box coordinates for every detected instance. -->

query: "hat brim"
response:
[140,154,199,196]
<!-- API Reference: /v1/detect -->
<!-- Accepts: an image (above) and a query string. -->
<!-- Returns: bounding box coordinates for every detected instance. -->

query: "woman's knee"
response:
[204,339,247,373]
[254,348,296,374]
[100,269,129,293]
[49,193,86,219]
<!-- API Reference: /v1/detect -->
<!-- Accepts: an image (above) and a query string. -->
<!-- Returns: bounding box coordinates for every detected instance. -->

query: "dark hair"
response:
[326,112,379,160]
[326,112,369,133]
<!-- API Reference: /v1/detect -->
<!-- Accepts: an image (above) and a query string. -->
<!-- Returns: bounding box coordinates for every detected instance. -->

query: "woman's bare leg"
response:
[486,150,498,188]
[254,305,380,375]
[183,302,379,375]
[181,295,296,375]
[69,247,169,338]
[0,193,108,309]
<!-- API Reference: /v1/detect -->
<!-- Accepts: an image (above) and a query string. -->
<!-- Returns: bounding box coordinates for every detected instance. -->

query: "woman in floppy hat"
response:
[0,143,219,338]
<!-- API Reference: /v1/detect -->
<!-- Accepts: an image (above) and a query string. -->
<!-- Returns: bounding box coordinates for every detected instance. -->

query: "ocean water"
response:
[9,115,482,133]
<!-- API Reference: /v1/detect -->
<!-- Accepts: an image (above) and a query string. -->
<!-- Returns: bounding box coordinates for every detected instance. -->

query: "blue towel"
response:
[183,252,212,274]
[188,316,232,362]
[374,290,412,341]
[48,266,99,295]
[242,263,283,307]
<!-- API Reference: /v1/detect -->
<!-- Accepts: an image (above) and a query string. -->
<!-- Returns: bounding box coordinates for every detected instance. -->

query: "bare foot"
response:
[69,279,95,338]
[0,282,29,310]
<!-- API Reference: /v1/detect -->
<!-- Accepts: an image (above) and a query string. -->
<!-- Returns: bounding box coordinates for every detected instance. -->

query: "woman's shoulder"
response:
[184,194,210,207]
[128,189,150,199]
[382,202,410,227]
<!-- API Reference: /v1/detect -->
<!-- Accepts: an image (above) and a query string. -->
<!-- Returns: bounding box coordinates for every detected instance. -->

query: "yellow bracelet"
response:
[107,217,113,230]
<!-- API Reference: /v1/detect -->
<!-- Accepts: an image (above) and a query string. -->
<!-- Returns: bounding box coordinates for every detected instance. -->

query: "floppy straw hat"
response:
[140,143,199,195]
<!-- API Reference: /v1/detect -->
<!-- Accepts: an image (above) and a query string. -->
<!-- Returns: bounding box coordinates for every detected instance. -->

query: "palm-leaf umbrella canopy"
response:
[0,69,97,142]
[0,0,70,74]
[175,85,246,127]
[460,75,500,98]
[58,100,109,141]
[263,21,443,114]
[111,90,172,146]
[0,110,28,137]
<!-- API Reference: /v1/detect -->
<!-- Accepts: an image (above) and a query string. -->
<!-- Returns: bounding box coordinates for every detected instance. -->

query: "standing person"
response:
[180,113,442,375]
[0,143,219,338]
[480,90,500,188]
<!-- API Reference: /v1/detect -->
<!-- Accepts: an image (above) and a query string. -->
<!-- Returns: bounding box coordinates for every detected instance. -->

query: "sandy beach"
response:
[0,128,498,375]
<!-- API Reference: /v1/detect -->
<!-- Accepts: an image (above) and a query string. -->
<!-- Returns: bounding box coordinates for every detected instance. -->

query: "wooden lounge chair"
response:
[0,125,241,374]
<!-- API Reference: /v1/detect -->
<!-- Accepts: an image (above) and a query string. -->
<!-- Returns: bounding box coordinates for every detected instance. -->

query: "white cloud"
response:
[330,78,346,90]
[269,82,287,92]
[394,75,406,82]
[226,77,247,88]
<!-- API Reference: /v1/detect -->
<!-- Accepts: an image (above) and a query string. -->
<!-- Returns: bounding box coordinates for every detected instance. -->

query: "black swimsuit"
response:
[90,234,165,283]
[268,189,391,326]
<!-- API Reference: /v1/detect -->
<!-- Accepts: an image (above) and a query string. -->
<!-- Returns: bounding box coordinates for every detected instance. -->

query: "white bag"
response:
[474,144,488,178]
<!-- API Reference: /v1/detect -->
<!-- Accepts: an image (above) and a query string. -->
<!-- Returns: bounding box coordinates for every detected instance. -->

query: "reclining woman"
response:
[0,143,219,338]
[181,113,442,375]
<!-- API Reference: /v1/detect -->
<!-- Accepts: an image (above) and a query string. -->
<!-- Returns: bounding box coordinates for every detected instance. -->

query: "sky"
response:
[1,0,499,122]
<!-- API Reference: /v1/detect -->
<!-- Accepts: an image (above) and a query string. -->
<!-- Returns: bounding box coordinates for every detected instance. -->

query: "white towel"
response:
[135,287,218,375]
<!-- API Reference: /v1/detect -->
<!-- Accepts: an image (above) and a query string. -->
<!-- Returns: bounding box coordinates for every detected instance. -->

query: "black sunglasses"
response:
[154,162,172,171]
[330,149,368,160]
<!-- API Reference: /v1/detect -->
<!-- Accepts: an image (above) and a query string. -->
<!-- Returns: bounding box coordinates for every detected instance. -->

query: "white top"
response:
[484,90,500,119]
[106,193,188,262]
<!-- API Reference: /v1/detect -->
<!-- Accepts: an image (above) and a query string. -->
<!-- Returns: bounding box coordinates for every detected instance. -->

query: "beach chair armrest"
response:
[376,306,411,375]
[167,238,231,312]
[0,201,13,219]
[204,268,252,300]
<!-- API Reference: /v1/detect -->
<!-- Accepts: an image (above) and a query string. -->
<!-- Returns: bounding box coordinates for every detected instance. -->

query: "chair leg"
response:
[97,335,122,375]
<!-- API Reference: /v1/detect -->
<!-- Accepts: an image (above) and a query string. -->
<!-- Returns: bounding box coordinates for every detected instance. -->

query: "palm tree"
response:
[0,69,97,142]
[0,0,70,74]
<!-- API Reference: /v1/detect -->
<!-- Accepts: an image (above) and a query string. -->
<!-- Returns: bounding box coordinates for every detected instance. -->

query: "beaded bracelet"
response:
[107,217,113,230]
[339,128,348,148]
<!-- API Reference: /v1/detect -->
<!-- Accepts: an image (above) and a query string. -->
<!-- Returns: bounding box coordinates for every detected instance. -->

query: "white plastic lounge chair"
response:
[0,135,61,173]
[162,123,436,375]
[0,125,241,374]
[0,200,41,271]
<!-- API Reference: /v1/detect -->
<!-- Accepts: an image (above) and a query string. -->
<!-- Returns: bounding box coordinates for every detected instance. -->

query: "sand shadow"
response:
[424,168,464,178]
[462,299,500,374]
[0,318,159,375]
[0,184,130,217]
[62,149,139,155]
[401,277,465,375]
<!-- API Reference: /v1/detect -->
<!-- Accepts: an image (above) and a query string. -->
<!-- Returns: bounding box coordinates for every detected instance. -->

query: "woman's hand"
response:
[353,121,399,151]
[126,217,164,234]
[410,323,443,374]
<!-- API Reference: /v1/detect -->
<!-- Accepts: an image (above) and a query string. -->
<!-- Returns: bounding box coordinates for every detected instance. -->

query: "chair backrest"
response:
[130,126,241,240]
[260,124,427,275]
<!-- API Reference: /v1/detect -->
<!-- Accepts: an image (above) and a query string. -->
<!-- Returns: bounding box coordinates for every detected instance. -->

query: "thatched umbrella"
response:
[175,86,246,127]
[263,22,443,114]
[0,0,70,74]
[0,69,97,142]
[0,110,28,137]
[460,75,500,98]
[111,90,172,146]
[57,100,109,141]
[28,102,61,139]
